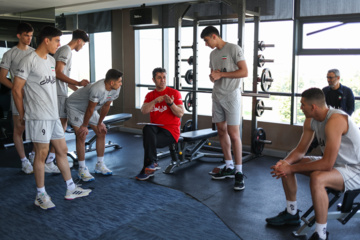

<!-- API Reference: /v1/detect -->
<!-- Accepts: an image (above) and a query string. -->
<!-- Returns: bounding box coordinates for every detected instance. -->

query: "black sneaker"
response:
[212,166,236,179]
[308,231,329,240]
[265,208,301,226]
[234,172,245,191]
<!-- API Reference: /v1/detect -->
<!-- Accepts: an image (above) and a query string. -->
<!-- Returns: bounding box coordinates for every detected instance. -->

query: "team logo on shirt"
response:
[152,105,167,113]
[51,67,55,72]
[16,68,25,73]
[40,76,56,85]
[222,55,227,60]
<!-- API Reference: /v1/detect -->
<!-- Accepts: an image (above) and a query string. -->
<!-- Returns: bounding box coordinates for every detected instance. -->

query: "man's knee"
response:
[309,171,325,188]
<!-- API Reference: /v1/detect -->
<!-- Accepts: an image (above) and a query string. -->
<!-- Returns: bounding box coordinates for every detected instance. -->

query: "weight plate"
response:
[185,69,193,85]
[261,68,272,92]
[184,92,193,112]
[251,127,266,155]
[256,99,265,117]
[182,119,193,132]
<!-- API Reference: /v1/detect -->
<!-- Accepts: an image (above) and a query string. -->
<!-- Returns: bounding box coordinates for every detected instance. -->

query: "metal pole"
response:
[192,17,199,130]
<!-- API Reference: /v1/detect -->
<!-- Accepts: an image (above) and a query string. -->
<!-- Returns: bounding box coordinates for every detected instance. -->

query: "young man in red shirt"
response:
[136,67,184,180]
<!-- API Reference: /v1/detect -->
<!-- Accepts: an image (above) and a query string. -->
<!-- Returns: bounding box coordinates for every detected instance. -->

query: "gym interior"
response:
[1,0,360,239]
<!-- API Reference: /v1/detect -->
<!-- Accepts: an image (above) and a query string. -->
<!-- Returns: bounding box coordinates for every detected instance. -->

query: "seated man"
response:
[136,67,184,180]
[266,88,360,240]
[66,69,123,182]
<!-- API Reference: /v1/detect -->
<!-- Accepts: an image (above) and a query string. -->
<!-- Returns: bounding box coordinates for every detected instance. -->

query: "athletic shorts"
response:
[212,89,241,125]
[25,119,65,143]
[67,107,100,128]
[57,96,68,118]
[309,156,360,192]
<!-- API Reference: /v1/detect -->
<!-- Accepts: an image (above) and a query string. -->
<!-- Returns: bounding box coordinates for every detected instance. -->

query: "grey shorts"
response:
[57,96,68,119]
[308,156,360,192]
[25,119,65,143]
[212,89,241,125]
[67,107,100,128]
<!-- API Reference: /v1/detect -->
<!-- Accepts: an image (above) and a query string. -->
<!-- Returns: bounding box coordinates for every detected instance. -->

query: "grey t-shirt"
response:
[66,79,120,113]
[311,108,360,166]
[54,45,72,97]
[15,51,59,120]
[0,46,35,82]
[209,42,245,102]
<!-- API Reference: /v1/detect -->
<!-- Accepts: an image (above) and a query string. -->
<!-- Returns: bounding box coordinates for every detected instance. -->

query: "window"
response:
[94,32,112,81]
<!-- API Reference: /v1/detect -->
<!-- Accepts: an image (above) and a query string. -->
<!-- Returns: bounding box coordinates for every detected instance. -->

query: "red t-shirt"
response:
[144,87,182,142]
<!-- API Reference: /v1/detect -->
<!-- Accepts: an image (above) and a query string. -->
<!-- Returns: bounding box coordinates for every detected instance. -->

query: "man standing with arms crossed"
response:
[0,22,34,174]
[44,29,90,173]
[13,26,91,210]
[201,26,248,191]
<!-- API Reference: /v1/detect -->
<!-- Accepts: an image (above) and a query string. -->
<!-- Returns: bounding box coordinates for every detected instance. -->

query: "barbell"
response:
[258,54,274,67]
[251,127,272,155]
[181,56,193,65]
[258,41,275,51]
[256,99,273,117]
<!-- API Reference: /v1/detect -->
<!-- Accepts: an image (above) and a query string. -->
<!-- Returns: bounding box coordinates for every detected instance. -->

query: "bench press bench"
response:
[164,128,223,173]
[66,113,132,163]
[293,188,360,238]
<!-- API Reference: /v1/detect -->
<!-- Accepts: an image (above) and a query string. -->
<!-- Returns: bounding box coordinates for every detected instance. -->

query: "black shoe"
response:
[234,172,245,191]
[308,231,329,240]
[212,166,235,179]
[265,208,301,226]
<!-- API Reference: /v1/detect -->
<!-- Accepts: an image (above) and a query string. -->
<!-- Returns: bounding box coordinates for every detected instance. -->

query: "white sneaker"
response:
[22,160,33,174]
[78,167,95,182]
[94,162,113,175]
[45,161,61,174]
[28,152,35,165]
[65,185,92,200]
[34,192,55,210]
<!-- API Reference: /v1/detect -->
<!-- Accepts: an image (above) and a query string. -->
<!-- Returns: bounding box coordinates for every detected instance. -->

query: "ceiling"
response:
[0,0,199,17]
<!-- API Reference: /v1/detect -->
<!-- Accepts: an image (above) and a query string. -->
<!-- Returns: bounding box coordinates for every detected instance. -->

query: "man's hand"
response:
[164,95,174,105]
[79,79,90,87]
[270,160,291,179]
[155,95,165,104]
[97,122,107,134]
[210,69,222,82]
[77,125,89,138]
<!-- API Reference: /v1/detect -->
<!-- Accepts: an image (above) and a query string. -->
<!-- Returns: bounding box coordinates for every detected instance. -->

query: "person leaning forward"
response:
[266,88,360,240]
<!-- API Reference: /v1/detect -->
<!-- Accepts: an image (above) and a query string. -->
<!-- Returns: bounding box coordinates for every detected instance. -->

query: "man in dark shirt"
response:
[322,68,354,116]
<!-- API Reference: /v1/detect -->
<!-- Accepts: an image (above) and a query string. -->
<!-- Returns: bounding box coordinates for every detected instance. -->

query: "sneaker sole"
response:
[266,220,301,226]
[136,174,154,181]
[34,201,55,210]
[145,168,156,175]
[234,186,245,191]
[78,174,95,182]
[65,192,91,200]
[212,175,235,180]
[94,170,113,175]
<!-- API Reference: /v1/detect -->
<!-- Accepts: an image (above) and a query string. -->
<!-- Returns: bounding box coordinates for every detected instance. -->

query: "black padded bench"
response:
[164,128,223,173]
[293,188,360,238]
[67,113,132,163]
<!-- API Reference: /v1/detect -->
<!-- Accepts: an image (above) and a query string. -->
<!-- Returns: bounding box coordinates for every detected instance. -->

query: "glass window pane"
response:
[303,22,360,49]
[94,32,112,81]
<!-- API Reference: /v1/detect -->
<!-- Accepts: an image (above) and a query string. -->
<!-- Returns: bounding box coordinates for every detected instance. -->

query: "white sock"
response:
[315,222,327,239]
[286,200,297,215]
[78,160,86,168]
[21,157,28,162]
[37,187,46,194]
[46,152,56,163]
[97,156,104,164]
[225,160,234,169]
[66,178,76,191]
[235,164,242,173]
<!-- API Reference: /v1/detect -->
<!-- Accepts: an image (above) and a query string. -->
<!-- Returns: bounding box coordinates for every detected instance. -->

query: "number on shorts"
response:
[42,129,46,135]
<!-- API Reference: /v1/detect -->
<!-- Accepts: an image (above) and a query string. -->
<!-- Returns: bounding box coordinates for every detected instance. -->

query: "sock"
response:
[78,160,86,169]
[66,178,76,191]
[315,222,327,239]
[286,200,297,215]
[37,187,46,194]
[225,160,234,169]
[235,164,242,173]
[21,157,28,162]
[97,156,104,164]
[46,152,56,163]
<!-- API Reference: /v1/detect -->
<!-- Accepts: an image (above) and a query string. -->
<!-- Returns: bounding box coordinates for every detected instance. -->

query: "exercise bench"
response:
[164,128,223,173]
[67,113,132,163]
[293,188,360,238]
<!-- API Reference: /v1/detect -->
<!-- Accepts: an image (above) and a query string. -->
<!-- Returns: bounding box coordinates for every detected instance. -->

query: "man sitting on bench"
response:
[266,88,360,240]
[136,67,184,181]
[66,69,123,182]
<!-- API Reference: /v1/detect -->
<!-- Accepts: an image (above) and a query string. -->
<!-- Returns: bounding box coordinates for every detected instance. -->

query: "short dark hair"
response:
[72,29,89,42]
[38,26,62,44]
[105,69,123,82]
[200,26,220,39]
[152,67,166,79]
[301,88,326,107]
[17,22,34,34]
